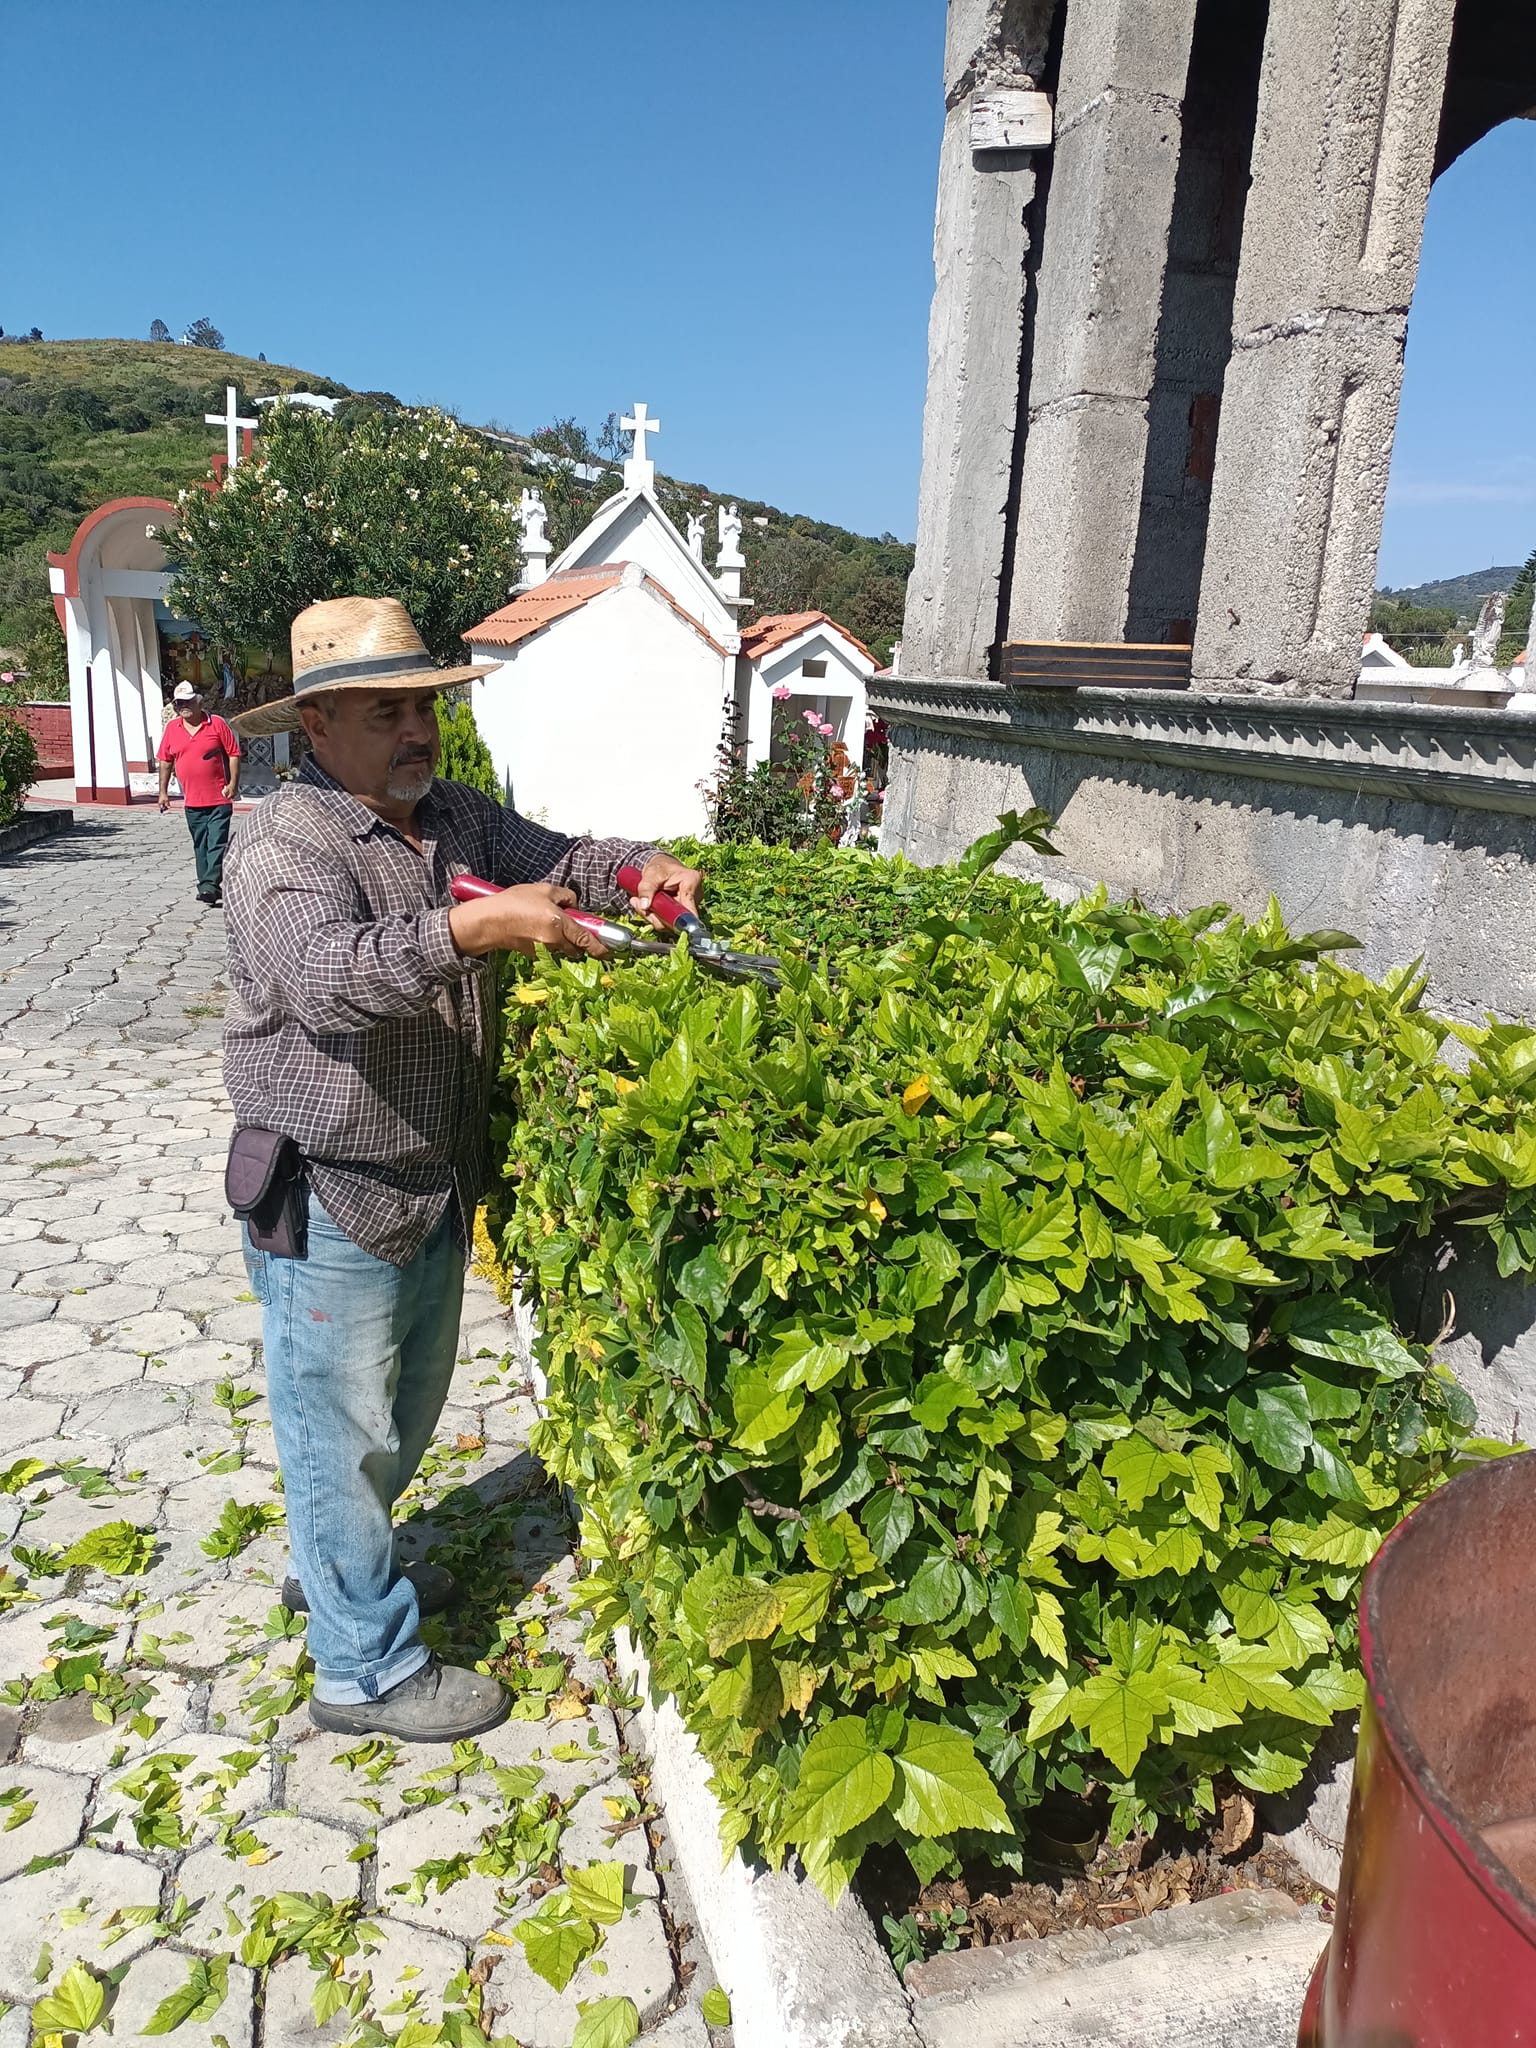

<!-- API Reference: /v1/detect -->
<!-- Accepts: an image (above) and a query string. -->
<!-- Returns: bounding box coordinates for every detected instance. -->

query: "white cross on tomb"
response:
[621,401,660,489]
[205,384,259,468]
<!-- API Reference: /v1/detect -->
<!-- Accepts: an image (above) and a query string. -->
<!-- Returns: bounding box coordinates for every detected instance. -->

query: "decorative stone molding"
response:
[868,680,1536,818]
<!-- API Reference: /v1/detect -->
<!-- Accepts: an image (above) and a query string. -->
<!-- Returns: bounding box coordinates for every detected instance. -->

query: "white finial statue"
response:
[686,509,706,562]
[519,487,552,587]
[1466,592,1507,676]
[715,502,747,607]
[620,402,660,491]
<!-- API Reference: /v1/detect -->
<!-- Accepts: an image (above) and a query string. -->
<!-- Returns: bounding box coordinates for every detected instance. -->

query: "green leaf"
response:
[788,1718,895,1844]
[514,1901,599,1993]
[776,1571,834,1637]
[1048,934,1126,997]
[1226,1376,1313,1472]
[32,1961,108,2036]
[731,1369,805,1452]
[1280,1299,1422,1380]
[565,1861,626,1927]
[884,1554,961,1627]
[571,1996,641,2048]
[1075,1668,1167,1777]
[957,808,1059,885]
[890,1721,1009,1837]
[987,1576,1035,1651]
[60,1519,154,1576]
[703,1578,785,1659]
[677,1246,731,1320]
[700,1986,733,2027]
[861,1489,915,1564]
[141,1955,230,2034]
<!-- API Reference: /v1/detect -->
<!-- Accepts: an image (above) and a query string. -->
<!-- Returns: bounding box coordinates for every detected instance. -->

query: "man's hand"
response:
[449,883,610,961]
[221,781,237,801]
[628,852,705,926]
[157,795,171,814]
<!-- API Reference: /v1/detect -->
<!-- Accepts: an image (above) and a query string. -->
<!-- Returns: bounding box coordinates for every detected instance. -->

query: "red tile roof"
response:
[465,567,624,649]
[738,610,875,665]
[465,562,731,659]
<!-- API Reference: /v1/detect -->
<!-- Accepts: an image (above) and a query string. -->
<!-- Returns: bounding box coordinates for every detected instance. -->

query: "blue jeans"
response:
[242,1196,464,1704]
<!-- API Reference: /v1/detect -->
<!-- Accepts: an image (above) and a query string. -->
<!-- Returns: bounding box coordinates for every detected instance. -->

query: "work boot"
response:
[309,1659,510,1741]
[282,1560,456,1616]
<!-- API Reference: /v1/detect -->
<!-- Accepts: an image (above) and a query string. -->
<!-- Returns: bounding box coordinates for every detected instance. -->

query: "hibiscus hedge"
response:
[486,832,1536,1901]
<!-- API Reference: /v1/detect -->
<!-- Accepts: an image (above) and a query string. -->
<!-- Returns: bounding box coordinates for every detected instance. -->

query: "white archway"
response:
[47,498,175,804]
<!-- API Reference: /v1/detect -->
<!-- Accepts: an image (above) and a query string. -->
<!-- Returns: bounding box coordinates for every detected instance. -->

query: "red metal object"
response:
[1299,1449,1536,2046]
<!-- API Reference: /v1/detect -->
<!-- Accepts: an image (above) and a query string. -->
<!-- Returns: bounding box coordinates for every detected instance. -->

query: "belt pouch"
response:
[225,1127,308,1259]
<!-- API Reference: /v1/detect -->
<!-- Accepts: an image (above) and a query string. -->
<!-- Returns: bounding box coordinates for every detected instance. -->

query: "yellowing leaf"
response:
[902,1075,932,1114]
[548,1691,592,1722]
[514,985,551,1007]
[613,1076,638,1095]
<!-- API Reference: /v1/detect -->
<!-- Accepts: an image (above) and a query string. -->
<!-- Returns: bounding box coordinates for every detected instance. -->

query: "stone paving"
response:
[0,810,714,2048]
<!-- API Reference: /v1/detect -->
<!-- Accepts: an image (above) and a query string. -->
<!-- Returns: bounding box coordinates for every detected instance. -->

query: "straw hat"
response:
[231,596,493,737]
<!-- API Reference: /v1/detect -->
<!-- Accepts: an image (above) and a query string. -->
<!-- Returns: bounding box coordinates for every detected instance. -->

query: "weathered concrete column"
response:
[1004,0,1200,648]
[902,0,1055,682]
[1192,0,1458,697]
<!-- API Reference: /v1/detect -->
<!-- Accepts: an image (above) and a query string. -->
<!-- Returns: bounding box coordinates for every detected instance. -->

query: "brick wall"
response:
[12,702,72,777]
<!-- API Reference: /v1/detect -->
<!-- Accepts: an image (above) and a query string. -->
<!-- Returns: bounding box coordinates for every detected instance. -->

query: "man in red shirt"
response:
[157,681,242,906]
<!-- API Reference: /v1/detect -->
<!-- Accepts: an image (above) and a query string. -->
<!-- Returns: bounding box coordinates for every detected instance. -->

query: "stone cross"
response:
[621,402,660,490]
[205,384,258,468]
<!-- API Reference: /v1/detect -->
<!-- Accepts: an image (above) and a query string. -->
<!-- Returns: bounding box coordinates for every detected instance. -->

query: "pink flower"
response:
[771,683,792,701]
[818,721,835,736]
[803,709,819,724]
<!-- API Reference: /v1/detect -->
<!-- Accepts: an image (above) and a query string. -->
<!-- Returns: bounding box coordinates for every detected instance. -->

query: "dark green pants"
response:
[186,804,232,899]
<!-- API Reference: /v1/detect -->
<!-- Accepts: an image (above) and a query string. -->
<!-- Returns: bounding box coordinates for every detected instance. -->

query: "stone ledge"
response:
[868,680,1536,816]
[612,1629,924,2048]
[0,808,73,858]
[910,1886,1330,2048]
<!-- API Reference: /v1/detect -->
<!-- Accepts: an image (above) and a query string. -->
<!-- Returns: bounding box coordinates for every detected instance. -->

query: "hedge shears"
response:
[448,863,782,990]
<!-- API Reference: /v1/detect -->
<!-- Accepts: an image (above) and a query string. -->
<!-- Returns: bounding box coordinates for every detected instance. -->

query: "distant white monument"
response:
[463,402,876,840]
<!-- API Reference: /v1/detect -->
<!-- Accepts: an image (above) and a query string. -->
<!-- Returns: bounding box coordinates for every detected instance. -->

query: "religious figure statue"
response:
[1466,592,1507,675]
[717,502,744,563]
[686,510,706,562]
[519,489,548,552]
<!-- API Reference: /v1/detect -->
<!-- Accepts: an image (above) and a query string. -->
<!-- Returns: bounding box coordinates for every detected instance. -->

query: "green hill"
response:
[0,337,910,692]
[1376,566,1523,618]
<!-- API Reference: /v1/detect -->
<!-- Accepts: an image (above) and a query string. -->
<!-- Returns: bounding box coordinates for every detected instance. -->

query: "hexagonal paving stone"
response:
[19,1480,159,1552]
[22,1671,200,1777]
[104,1946,256,2048]
[27,1350,146,1400]
[159,1466,282,1537]
[53,1283,162,1323]
[0,1845,164,2000]
[282,1726,457,1833]
[0,1762,91,1880]
[92,1734,271,1857]
[175,1812,362,1952]
[0,1594,130,1675]
[139,1577,287,1678]
[114,1310,205,1354]
[374,1801,511,1943]
[0,1396,68,1453]
[148,1340,259,1386]
[479,1894,676,2048]
[70,1383,189,1443]
[262,1917,468,2048]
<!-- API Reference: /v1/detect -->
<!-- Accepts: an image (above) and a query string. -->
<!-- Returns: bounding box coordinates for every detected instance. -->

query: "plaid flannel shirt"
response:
[222,757,659,1265]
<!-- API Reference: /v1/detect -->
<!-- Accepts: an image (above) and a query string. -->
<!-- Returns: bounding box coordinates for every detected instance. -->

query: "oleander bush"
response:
[487,829,1536,1901]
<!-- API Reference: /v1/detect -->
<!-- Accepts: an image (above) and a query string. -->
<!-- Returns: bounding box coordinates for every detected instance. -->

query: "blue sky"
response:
[2,0,1530,586]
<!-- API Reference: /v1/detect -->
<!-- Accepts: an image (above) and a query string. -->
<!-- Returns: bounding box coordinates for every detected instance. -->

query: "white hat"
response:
[173,681,198,701]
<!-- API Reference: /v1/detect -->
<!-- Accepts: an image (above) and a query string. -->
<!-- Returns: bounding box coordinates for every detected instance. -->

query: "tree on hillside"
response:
[148,319,172,343]
[184,318,224,350]
[161,402,523,667]
[1500,547,1536,666]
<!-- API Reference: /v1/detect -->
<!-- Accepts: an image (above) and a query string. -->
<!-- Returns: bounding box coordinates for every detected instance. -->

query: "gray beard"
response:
[386,764,435,803]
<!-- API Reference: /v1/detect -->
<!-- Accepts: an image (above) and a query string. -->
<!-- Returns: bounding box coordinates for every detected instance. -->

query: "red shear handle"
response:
[617,863,709,942]
[449,874,501,902]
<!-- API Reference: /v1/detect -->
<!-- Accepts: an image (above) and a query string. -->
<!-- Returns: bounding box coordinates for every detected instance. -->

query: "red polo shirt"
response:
[157,714,240,808]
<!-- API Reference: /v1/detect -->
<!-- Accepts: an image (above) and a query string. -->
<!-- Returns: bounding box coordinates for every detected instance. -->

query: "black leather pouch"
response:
[225,1127,308,1259]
